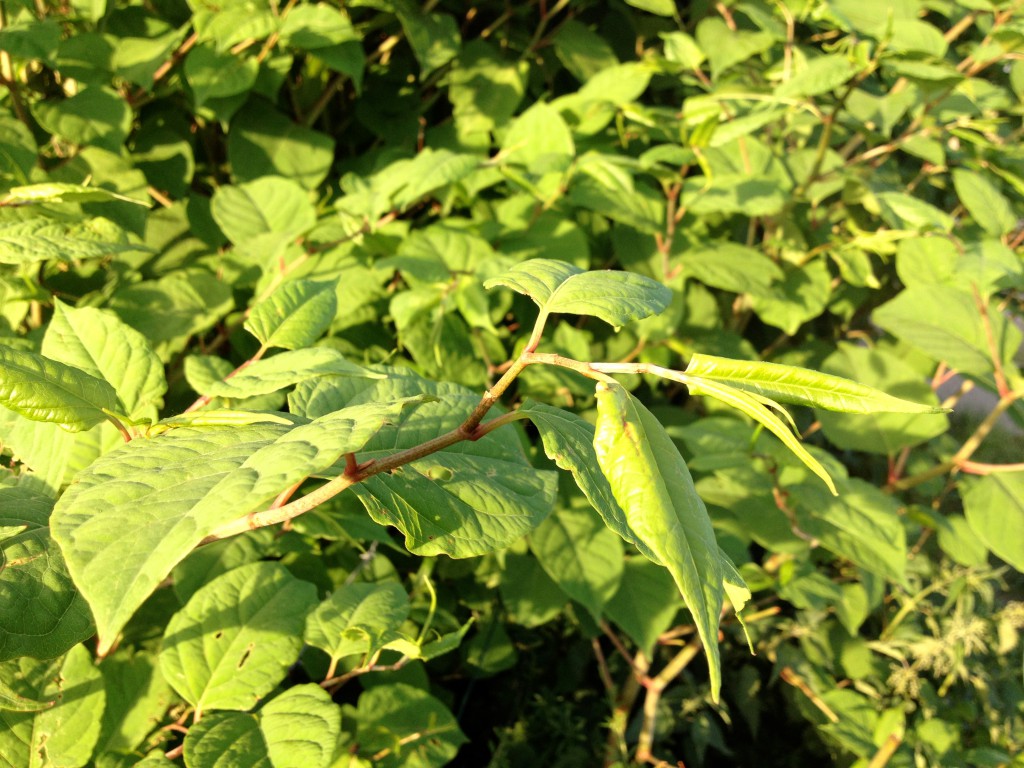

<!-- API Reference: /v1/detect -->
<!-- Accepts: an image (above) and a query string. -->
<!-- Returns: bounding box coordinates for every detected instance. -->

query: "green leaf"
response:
[0,344,121,432]
[0,645,105,768]
[748,258,832,335]
[0,480,93,661]
[873,285,1023,376]
[952,168,1017,237]
[355,683,467,767]
[244,280,339,351]
[395,6,460,77]
[485,258,671,328]
[210,177,317,246]
[52,400,419,653]
[790,480,908,585]
[44,299,166,422]
[227,100,336,190]
[593,380,728,701]
[517,400,659,562]
[160,562,317,713]
[448,40,525,138]
[187,347,382,399]
[775,54,858,98]
[529,505,623,623]
[109,270,234,361]
[183,683,340,768]
[305,582,410,665]
[0,216,144,265]
[501,101,575,175]
[95,651,173,756]
[680,242,783,297]
[605,559,682,654]
[184,43,259,107]
[31,87,133,153]
[964,472,1024,572]
[684,375,837,494]
[684,352,945,414]
[815,344,949,454]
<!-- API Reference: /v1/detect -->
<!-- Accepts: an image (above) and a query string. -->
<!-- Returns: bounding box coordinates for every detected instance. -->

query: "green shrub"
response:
[0,1,1022,766]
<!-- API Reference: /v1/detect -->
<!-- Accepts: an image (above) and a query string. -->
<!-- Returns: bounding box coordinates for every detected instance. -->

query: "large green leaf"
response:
[186,347,381,400]
[159,562,317,713]
[790,480,908,586]
[210,177,317,246]
[95,650,173,756]
[529,504,623,623]
[0,645,105,768]
[684,352,945,414]
[484,258,671,328]
[43,299,166,422]
[593,380,728,701]
[355,683,467,768]
[0,216,142,265]
[605,558,682,654]
[244,280,339,351]
[304,582,410,665]
[680,242,783,297]
[0,344,121,431]
[182,684,340,768]
[0,479,93,661]
[873,285,1023,376]
[964,472,1024,572]
[51,400,422,653]
[109,270,234,361]
[227,100,336,190]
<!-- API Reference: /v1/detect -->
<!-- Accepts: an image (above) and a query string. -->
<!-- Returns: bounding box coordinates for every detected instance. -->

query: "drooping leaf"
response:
[684,352,945,414]
[51,399,423,653]
[684,375,838,494]
[0,479,93,661]
[815,344,949,454]
[484,258,671,328]
[304,582,410,665]
[517,400,659,561]
[160,562,318,713]
[182,683,340,768]
[0,344,122,432]
[244,280,339,351]
[593,380,729,701]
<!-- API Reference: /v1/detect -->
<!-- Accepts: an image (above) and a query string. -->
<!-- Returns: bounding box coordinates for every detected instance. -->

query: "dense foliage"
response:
[1,0,1023,766]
